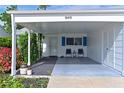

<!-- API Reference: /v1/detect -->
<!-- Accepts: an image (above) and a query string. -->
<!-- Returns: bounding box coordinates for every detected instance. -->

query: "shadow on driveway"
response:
[32,57,57,75]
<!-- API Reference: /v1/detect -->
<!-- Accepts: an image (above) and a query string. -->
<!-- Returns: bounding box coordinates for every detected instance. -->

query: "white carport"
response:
[8,10,124,76]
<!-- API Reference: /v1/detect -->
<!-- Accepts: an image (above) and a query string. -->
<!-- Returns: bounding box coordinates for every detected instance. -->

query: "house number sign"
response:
[65,16,72,20]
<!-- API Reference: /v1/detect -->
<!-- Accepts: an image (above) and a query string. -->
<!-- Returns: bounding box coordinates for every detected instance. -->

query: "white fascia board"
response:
[14,15,124,23]
[7,10,124,14]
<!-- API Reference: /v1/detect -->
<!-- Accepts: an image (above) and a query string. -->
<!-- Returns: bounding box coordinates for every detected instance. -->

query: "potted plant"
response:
[20,64,28,75]
[27,66,32,75]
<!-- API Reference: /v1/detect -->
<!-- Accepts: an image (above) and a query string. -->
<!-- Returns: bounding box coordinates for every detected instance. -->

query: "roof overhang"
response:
[8,10,124,34]
[7,10,124,14]
[7,10,124,23]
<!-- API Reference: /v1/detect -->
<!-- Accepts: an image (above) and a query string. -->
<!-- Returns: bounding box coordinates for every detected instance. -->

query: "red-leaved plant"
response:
[0,47,24,73]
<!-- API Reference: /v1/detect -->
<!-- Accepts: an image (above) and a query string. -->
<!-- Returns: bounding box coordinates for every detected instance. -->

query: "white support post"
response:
[11,14,16,76]
[28,31,31,66]
[122,24,124,76]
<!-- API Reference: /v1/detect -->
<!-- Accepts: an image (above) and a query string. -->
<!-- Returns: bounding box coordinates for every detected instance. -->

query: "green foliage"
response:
[17,78,48,88]
[17,32,28,63]
[0,74,24,88]
[0,5,23,33]
[17,32,44,64]
[30,33,39,63]
[0,74,48,88]
[38,34,43,58]
[0,37,11,47]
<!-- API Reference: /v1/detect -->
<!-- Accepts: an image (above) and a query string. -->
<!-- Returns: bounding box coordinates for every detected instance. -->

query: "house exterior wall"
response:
[42,33,87,57]
[58,33,87,57]
[42,36,50,57]
[87,23,123,72]
[87,30,102,63]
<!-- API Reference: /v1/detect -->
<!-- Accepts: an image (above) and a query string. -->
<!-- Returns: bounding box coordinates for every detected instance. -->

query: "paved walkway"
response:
[47,76,124,88]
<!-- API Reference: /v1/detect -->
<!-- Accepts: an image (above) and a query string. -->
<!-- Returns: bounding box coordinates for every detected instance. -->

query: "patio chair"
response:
[78,49,84,57]
[66,49,72,57]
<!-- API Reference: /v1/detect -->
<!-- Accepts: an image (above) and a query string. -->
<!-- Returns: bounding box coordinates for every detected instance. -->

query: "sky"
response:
[1,5,124,25]
[1,5,124,13]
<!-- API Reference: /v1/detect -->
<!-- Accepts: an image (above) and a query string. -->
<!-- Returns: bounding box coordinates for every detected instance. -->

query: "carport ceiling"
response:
[19,22,121,34]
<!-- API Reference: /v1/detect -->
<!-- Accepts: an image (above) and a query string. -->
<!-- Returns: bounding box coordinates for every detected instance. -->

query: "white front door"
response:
[49,36,58,56]
[103,31,114,67]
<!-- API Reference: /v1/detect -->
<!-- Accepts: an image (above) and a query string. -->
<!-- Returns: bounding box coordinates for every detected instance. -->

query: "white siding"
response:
[114,25,123,72]
[87,23,123,72]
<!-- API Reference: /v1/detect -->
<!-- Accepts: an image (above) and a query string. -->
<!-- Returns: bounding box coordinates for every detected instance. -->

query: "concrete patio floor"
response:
[52,58,121,76]
[47,76,124,88]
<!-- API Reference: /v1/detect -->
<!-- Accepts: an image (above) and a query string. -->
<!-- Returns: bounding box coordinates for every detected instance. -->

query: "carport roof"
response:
[8,9,124,34]
[7,10,124,14]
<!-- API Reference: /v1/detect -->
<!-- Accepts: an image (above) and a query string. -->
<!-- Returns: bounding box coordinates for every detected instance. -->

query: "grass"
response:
[0,74,49,88]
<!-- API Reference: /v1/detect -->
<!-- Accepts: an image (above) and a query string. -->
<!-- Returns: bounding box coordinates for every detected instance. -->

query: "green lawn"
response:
[0,74,49,88]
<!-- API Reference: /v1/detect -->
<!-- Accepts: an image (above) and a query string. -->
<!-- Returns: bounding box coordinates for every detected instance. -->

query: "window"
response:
[66,37,82,45]
[66,38,74,45]
[75,38,82,45]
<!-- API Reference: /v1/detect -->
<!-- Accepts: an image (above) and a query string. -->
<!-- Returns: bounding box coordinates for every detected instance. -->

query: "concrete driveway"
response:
[52,58,121,76]
[48,76,124,88]
[48,58,123,88]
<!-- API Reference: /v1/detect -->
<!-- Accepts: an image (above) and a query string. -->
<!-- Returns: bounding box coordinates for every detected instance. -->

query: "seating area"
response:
[66,48,84,57]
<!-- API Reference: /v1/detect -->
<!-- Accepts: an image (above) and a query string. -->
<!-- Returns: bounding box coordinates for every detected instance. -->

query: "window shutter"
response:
[83,36,87,46]
[61,36,65,46]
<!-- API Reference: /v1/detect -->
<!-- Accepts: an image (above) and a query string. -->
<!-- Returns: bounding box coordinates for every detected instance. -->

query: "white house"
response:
[0,25,10,37]
[7,10,124,76]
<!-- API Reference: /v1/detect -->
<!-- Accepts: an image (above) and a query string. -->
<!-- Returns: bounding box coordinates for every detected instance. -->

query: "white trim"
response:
[7,10,124,14]
[15,16,124,23]
[11,14,16,76]
[27,30,31,66]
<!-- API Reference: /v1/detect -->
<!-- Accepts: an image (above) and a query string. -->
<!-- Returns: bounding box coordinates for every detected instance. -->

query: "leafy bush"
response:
[30,33,39,64]
[18,32,43,64]
[0,74,24,88]
[17,33,28,63]
[0,47,24,73]
[17,78,48,88]
[0,74,48,88]
[0,37,11,47]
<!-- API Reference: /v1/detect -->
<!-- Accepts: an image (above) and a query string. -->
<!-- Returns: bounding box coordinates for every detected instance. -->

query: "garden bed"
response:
[0,74,49,88]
